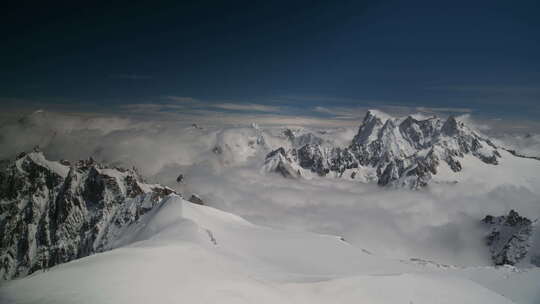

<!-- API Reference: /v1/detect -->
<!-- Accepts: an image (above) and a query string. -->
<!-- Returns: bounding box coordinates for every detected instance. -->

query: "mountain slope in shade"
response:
[1,195,536,304]
[0,149,175,280]
[264,110,539,189]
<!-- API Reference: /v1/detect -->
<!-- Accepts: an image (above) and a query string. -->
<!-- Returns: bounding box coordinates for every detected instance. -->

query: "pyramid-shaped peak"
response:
[354,110,396,145]
[363,109,394,123]
[400,115,419,126]
[441,116,463,136]
[381,117,397,129]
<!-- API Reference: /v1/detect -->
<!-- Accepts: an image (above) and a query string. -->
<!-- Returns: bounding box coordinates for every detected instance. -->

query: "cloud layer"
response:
[1,108,539,267]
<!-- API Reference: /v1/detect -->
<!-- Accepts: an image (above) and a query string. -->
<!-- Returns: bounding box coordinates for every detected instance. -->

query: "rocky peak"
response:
[398,116,420,134]
[399,116,441,149]
[263,147,301,179]
[441,116,463,137]
[267,147,287,159]
[0,151,176,280]
[263,109,512,189]
[364,109,393,124]
[283,128,325,148]
[353,110,392,145]
[379,118,397,137]
[482,210,536,266]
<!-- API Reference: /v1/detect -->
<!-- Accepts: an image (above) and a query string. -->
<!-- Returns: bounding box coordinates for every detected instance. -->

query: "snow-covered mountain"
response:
[1,194,538,304]
[1,150,539,303]
[0,149,175,280]
[264,110,537,188]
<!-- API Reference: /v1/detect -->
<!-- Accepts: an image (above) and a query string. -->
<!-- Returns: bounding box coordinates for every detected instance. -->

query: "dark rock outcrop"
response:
[188,194,204,205]
[482,210,534,266]
[0,151,175,280]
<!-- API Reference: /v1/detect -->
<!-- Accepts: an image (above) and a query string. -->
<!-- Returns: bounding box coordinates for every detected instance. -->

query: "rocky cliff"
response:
[0,149,175,280]
[482,210,538,266]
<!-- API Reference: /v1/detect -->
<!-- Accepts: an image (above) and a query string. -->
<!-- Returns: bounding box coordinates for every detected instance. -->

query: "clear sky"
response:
[1,0,539,118]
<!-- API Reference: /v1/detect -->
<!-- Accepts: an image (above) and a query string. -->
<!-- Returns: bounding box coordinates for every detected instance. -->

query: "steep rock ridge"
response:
[0,150,175,280]
[482,210,538,266]
[261,148,301,178]
[283,128,325,148]
[264,110,503,188]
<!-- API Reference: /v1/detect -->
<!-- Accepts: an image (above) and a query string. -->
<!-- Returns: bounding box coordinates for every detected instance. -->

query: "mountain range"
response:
[264,110,537,188]
[1,110,540,304]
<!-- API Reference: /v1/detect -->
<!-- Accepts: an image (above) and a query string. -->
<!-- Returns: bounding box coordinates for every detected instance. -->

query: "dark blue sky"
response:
[2,0,539,117]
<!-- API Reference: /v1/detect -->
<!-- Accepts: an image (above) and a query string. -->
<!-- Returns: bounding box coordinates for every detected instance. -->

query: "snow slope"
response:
[1,195,537,304]
[433,149,540,193]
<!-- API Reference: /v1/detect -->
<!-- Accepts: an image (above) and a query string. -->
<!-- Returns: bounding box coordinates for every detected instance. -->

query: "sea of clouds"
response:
[1,107,539,267]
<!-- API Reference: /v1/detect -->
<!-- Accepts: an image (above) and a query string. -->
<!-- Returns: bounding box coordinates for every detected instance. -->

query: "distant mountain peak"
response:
[364,109,393,123]
[263,110,522,188]
[441,115,463,136]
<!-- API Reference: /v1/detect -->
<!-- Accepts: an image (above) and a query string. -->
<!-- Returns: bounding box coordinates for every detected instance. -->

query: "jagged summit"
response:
[353,110,394,145]
[0,150,176,280]
[365,109,394,123]
[482,210,538,266]
[440,116,461,136]
[264,110,510,188]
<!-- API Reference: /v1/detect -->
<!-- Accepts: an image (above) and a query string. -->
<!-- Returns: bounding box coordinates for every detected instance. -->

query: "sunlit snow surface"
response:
[2,110,540,303]
[1,195,538,304]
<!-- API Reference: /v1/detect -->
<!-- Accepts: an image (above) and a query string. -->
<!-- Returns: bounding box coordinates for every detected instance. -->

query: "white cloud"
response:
[212,103,282,113]
[428,84,540,94]
[415,106,472,114]
[2,108,540,268]
[156,97,283,113]
[163,96,199,103]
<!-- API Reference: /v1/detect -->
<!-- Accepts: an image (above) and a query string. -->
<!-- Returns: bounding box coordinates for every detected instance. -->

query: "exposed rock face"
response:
[285,129,324,148]
[264,110,503,188]
[0,151,175,280]
[188,194,204,205]
[262,148,301,179]
[482,210,534,266]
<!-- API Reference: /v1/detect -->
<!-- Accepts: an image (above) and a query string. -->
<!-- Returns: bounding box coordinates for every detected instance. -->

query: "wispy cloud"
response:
[213,103,281,113]
[415,107,472,114]
[313,106,368,119]
[277,95,359,104]
[162,96,283,113]
[427,84,540,94]
[164,96,199,103]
